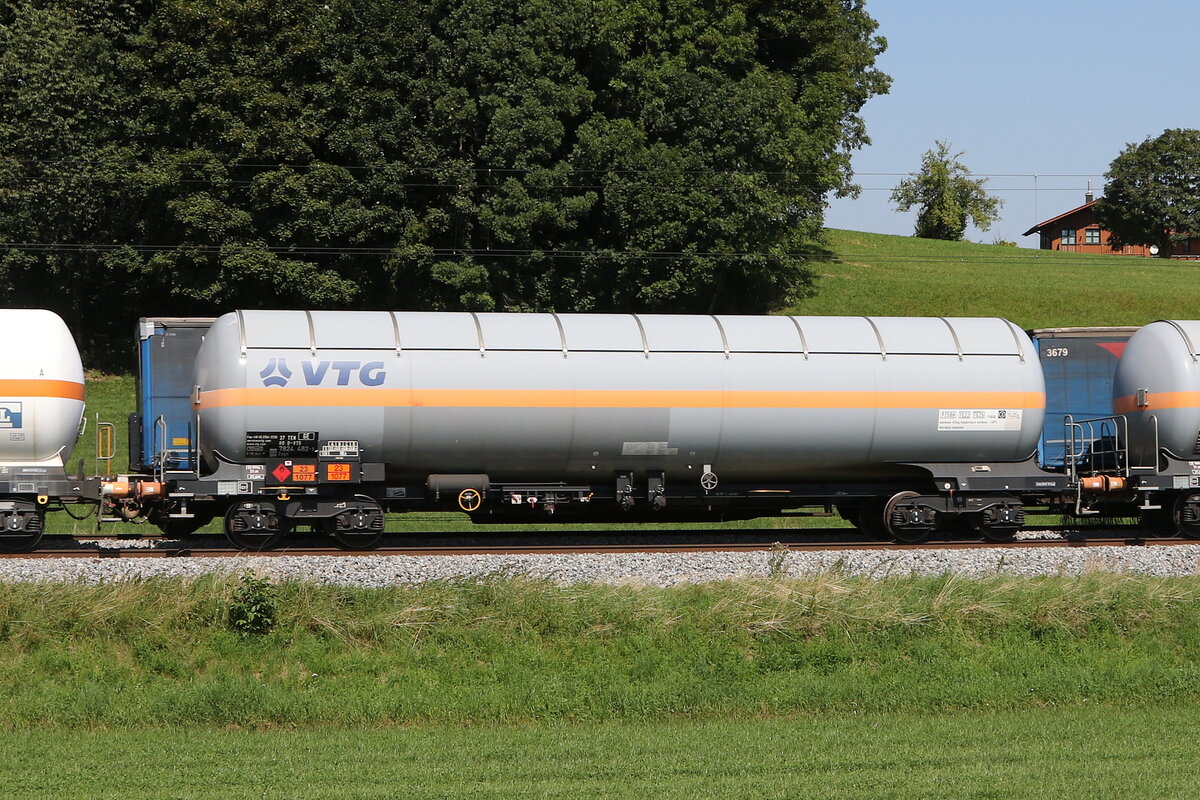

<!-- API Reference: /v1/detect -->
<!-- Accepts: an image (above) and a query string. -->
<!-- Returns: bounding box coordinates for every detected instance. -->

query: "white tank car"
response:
[0,309,84,467]
[193,311,1044,485]
[1112,320,1200,464]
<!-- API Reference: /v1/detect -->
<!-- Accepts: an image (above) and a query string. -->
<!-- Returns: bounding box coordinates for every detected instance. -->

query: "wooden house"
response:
[1023,193,1200,258]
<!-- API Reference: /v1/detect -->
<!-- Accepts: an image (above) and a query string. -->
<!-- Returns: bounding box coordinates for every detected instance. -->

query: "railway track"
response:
[6,529,1194,559]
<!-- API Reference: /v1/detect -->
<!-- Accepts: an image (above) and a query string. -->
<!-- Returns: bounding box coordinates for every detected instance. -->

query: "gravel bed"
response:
[4,542,1200,586]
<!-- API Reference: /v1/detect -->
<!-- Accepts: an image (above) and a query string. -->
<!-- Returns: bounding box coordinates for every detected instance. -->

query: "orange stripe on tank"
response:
[0,379,84,401]
[1114,391,1200,414]
[197,387,1045,411]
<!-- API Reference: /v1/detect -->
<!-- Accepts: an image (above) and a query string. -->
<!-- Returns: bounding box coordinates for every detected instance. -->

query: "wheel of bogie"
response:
[324,503,385,550]
[0,507,45,553]
[884,491,934,544]
[224,502,288,550]
[968,501,1024,542]
[968,515,1018,542]
[1172,492,1200,539]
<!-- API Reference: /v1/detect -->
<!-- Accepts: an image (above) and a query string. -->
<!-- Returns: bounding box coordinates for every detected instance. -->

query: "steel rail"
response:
[4,534,1194,559]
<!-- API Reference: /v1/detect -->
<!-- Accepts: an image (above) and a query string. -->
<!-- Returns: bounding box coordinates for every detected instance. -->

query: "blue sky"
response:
[824,0,1200,247]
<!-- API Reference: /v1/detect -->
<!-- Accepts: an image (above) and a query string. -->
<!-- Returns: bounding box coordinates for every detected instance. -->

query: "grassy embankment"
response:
[5,573,1200,796]
[7,573,1200,726]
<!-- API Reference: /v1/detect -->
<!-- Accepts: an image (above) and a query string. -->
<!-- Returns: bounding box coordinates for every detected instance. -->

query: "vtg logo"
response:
[259,358,386,387]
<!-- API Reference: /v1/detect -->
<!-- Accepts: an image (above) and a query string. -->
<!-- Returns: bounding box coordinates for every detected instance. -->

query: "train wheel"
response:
[883,491,934,544]
[0,505,45,553]
[968,501,1024,542]
[224,502,288,550]
[968,516,1017,542]
[325,503,385,550]
[1172,493,1200,539]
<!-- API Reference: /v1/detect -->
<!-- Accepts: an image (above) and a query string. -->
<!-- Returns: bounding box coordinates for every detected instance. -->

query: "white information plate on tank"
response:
[937,409,1023,431]
[621,441,679,456]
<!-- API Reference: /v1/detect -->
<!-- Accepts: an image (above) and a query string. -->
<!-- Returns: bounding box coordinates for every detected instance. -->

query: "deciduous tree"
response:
[890,141,1002,241]
[1095,128,1200,257]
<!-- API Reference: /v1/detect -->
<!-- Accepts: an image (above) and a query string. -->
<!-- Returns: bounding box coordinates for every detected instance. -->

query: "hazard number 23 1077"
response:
[325,463,354,481]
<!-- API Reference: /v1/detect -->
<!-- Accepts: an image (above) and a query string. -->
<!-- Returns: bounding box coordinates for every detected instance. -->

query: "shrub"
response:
[227,572,277,636]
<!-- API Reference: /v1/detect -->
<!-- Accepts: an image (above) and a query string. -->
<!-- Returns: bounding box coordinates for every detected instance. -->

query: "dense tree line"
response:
[0,0,888,364]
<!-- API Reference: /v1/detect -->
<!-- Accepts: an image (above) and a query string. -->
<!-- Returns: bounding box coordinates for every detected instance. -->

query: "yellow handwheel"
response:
[458,488,482,512]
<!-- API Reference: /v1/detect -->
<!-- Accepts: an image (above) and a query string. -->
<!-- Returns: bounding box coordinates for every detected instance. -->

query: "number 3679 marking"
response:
[1044,347,1069,358]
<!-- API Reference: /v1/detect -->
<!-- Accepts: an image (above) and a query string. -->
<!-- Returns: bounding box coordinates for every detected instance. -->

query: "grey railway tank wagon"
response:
[0,310,93,551]
[167,310,1051,547]
[1111,320,1200,535]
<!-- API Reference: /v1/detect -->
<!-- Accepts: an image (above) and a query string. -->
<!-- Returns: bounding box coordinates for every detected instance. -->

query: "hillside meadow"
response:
[792,230,1200,327]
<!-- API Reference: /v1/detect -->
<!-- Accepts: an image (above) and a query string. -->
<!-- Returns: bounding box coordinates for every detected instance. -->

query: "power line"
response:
[0,241,1182,265]
[1,158,1109,181]
[0,242,821,259]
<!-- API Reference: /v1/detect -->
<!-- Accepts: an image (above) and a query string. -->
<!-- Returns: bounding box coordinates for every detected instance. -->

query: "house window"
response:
[1061,229,1077,245]
[1183,240,1192,253]
[1084,228,1100,244]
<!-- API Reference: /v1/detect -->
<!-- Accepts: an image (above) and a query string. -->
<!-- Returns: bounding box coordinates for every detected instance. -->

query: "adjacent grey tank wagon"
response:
[0,310,95,551]
[1112,320,1200,536]
[8,309,1200,550]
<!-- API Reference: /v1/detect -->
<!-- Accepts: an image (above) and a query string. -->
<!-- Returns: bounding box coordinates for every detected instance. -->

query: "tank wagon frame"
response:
[110,311,1064,549]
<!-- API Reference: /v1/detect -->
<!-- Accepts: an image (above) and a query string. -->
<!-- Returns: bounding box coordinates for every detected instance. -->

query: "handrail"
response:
[95,416,115,479]
[1063,413,1130,481]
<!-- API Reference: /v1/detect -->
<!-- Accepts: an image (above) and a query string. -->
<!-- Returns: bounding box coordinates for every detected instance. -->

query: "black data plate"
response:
[245,431,319,458]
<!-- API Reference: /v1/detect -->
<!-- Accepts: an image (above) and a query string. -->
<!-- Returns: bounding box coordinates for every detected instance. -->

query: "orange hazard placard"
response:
[325,463,353,481]
[292,463,318,482]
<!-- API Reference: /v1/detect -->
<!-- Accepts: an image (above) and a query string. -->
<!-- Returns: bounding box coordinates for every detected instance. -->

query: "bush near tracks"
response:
[2,573,1200,728]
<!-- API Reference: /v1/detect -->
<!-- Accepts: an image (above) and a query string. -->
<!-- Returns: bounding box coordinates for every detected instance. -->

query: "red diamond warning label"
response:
[272,463,292,482]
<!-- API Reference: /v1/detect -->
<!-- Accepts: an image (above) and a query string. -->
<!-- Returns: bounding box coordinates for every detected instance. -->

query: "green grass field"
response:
[5,575,1200,797]
[791,230,1200,328]
[6,708,1200,799]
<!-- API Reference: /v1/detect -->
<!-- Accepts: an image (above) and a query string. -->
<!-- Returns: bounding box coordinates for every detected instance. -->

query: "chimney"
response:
[1085,179,1094,204]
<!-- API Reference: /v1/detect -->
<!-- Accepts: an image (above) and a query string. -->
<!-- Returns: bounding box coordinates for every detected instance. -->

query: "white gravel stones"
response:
[4,543,1200,586]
